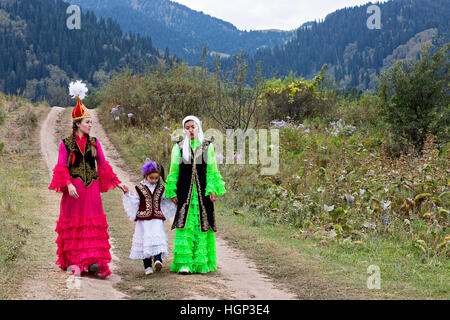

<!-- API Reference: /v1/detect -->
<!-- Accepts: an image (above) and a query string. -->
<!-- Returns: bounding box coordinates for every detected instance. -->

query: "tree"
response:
[378,42,449,150]
[200,46,265,131]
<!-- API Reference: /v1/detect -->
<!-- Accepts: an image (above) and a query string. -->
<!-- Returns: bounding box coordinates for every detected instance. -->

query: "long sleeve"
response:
[165,143,181,199]
[205,143,226,197]
[96,138,122,193]
[122,191,140,222]
[161,190,177,220]
[48,141,72,193]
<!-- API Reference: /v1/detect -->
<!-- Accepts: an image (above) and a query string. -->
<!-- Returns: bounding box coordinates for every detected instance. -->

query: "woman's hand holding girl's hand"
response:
[68,184,79,199]
[210,193,218,202]
[119,184,129,194]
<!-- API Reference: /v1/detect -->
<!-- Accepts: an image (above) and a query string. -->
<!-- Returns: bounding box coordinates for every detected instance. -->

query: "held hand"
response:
[171,196,178,205]
[68,184,79,199]
[209,193,218,202]
[119,184,129,194]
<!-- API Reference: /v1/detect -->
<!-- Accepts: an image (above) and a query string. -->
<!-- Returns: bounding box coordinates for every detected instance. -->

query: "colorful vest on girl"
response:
[63,136,98,187]
[171,139,216,233]
[135,180,166,221]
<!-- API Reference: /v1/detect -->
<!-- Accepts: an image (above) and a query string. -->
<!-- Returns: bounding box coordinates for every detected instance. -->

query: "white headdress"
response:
[181,115,204,163]
[69,80,88,100]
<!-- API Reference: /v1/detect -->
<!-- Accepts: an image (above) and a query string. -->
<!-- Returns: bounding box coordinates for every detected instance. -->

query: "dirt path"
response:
[30,106,297,300]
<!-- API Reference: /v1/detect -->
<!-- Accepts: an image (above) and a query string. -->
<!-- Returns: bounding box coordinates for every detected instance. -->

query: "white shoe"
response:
[154,260,162,272]
[179,268,190,275]
[145,267,153,275]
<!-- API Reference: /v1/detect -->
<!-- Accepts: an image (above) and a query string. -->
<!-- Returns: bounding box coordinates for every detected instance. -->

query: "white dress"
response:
[122,180,176,260]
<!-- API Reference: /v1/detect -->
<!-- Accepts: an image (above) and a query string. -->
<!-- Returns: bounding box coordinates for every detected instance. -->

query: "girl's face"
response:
[184,120,198,140]
[77,118,92,135]
[146,172,160,185]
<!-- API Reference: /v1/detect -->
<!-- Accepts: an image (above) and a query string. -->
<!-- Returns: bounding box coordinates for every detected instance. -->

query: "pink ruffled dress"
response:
[49,134,121,279]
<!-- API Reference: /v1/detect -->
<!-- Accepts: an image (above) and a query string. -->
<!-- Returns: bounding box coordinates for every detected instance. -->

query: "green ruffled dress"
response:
[165,138,226,273]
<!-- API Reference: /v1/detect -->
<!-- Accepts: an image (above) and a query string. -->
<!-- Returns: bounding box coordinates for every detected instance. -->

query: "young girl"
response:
[122,159,176,275]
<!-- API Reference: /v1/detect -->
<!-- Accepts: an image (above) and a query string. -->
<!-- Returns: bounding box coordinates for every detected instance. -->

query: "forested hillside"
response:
[0,0,171,103]
[224,0,449,90]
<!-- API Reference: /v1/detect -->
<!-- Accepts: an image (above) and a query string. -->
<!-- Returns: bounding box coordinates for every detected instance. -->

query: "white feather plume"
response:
[69,80,88,100]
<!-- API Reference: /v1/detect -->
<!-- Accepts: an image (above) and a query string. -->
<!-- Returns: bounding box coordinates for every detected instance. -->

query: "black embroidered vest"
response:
[171,139,216,233]
[63,136,98,187]
[135,180,166,221]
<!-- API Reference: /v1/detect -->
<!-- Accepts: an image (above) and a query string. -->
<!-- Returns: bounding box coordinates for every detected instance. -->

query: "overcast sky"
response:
[172,0,390,31]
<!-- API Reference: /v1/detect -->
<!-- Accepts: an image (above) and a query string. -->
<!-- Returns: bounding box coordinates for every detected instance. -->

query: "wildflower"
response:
[215,153,224,162]
[128,113,133,118]
[115,116,120,121]
[145,134,150,140]
[381,201,391,210]
[345,194,355,206]
[344,125,356,136]
[110,107,117,114]
[303,128,310,134]
[164,126,170,131]
[324,204,334,212]
[271,120,287,128]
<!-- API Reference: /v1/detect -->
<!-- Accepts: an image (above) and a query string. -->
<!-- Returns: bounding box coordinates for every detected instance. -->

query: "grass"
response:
[218,207,449,299]
[97,102,449,299]
[0,95,65,299]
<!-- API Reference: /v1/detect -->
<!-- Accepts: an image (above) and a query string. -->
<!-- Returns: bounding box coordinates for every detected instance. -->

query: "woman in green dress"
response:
[165,115,226,274]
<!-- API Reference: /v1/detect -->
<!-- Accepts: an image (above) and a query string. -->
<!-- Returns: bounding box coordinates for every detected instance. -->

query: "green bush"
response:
[99,63,215,128]
[262,65,332,121]
[378,42,449,151]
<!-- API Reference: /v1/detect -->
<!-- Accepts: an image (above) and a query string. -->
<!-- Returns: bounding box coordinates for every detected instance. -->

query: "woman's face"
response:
[77,117,92,135]
[184,120,198,140]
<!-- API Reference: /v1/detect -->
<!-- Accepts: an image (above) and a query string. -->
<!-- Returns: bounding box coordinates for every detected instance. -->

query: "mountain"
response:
[224,0,449,90]
[70,0,295,64]
[0,0,169,103]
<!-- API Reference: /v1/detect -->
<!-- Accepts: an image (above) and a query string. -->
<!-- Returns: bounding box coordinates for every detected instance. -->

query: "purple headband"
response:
[141,158,161,175]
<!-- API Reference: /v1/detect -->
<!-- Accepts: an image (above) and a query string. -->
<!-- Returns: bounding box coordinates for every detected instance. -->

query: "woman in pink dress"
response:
[48,81,128,279]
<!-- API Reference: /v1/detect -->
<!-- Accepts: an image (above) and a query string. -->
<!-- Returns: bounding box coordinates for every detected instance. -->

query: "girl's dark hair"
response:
[68,119,97,165]
[143,164,166,183]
